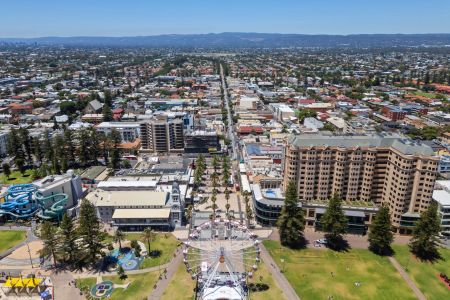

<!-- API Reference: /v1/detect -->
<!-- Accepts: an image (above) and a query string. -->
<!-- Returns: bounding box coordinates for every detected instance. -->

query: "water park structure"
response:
[0,171,83,221]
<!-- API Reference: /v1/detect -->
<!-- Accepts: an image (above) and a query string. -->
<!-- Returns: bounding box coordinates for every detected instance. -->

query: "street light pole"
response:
[26,241,33,268]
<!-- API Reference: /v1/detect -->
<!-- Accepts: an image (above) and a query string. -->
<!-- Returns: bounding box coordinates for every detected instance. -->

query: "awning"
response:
[344,210,365,218]
[314,207,365,218]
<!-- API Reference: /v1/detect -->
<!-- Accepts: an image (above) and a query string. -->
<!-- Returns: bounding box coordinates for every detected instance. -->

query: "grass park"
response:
[104,272,159,300]
[76,271,160,300]
[263,240,416,300]
[0,230,27,253]
[412,91,439,99]
[161,263,196,300]
[0,170,33,184]
[247,255,288,300]
[103,232,180,269]
[124,232,180,269]
[393,245,450,300]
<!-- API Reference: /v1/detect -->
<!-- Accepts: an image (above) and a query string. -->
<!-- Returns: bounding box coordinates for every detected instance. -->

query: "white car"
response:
[316,238,327,245]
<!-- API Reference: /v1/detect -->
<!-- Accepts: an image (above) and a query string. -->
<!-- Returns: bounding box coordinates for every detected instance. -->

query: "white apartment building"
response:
[433,180,450,239]
[96,122,140,142]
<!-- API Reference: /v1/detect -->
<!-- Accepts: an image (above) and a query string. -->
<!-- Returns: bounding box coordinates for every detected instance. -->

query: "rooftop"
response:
[86,190,168,207]
[288,132,435,156]
[112,208,171,219]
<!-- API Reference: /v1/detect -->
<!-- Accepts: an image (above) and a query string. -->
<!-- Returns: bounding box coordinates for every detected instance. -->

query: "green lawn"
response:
[0,230,27,253]
[77,271,159,300]
[121,232,180,269]
[248,256,288,300]
[104,272,159,300]
[0,170,33,184]
[75,277,96,291]
[393,245,450,300]
[160,263,196,300]
[413,91,438,99]
[264,240,416,300]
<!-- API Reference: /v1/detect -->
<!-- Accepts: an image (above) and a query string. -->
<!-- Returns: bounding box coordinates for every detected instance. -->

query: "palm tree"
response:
[190,190,197,202]
[114,230,125,251]
[186,205,193,223]
[211,192,217,220]
[224,188,230,203]
[141,228,154,255]
[212,155,219,172]
[225,203,231,219]
[211,172,219,189]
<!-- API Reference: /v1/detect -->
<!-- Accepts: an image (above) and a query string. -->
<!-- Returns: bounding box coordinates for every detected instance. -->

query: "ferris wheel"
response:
[183,218,261,300]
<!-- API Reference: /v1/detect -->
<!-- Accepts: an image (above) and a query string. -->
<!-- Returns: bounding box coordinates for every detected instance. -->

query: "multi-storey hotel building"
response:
[283,132,439,233]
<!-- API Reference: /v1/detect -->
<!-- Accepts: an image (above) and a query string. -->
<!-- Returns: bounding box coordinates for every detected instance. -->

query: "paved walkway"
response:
[388,256,426,300]
[260,244,300,300]
[72,261,173,279]
[51,270,84,300]
[148,249,183,300]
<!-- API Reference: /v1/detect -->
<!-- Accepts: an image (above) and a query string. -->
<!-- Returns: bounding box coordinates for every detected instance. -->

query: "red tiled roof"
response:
[298,99,315,105]
[237,126,264,134]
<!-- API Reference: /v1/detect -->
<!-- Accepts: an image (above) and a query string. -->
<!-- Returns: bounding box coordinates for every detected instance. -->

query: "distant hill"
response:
[1,32,450,48]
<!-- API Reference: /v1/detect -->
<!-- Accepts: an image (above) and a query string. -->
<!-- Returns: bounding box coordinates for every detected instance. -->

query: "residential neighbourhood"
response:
[0,2,450,300]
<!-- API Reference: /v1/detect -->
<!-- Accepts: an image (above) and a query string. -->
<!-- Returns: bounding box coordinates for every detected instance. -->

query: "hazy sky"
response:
[1,0,449,37]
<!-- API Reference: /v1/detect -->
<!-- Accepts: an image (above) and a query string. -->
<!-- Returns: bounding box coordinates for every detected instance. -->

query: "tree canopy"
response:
[409,202,441,261]
[368,205,393,255]
[320,194,348,250]
[277,181,305,248]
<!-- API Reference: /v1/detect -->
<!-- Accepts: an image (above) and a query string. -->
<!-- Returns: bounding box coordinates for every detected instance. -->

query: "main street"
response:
[220,64,239,162]
[220,64,244,224]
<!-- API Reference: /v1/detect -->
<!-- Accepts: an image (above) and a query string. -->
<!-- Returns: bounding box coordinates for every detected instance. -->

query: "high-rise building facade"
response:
[140,118,184,153]
[284,133,439,232]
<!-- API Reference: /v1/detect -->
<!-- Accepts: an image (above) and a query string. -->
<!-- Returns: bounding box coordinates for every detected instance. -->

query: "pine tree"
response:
[368,206,393,255]
[103,89,112,106]
[19,128,32,163]
[64,129,76,164]
[43,130,54,163]
[78,128,91,166]
[53,134,65,174]
[39,221,59,267]
[7,128,22,158]
[58,213,78,263]
[109,129,122,169]
[78,199,105,265]
[409,202,441,260]
[16,158,25,175]
[424,72,430,85]
[2,163,11,179]
[101,134,110,166]
[320,194,348,250]
[33,137,43,165]
[88,128,101,164]
[277,181,305,248]
[102,104,113,122]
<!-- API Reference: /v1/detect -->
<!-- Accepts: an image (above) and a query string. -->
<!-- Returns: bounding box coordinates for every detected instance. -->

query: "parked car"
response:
[316,238,327,245]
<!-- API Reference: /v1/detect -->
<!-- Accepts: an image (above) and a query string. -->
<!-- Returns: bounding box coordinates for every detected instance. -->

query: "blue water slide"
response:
[35,192,68,220]
[0,183,69,220]
[0,184,38,219]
